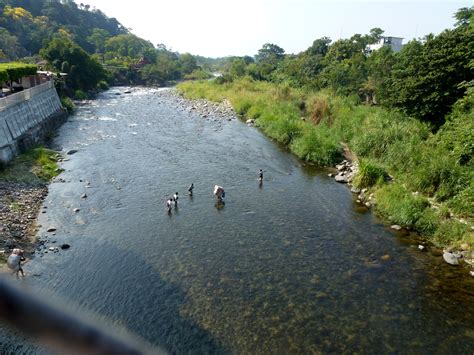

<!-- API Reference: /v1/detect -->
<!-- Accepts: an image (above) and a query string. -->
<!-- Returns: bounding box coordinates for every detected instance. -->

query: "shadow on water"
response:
[62,243,227,354]
[1,242,228,354]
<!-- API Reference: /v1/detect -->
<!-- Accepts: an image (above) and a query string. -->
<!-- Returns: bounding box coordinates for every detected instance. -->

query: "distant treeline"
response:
[0,0,213,98]
[214,7,473,128]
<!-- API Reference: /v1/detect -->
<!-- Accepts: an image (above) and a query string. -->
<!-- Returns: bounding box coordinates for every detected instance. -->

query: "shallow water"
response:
[2,87,474,353]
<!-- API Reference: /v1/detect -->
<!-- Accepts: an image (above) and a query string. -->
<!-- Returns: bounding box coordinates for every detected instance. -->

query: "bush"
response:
[60,96,75,113]
[97,80,109,91]
[308,97,331,125]
[74,90,87,100]
[353,159,388,188]
[290,127,342,166]
[375,184,430,227]
[432,220,472,247]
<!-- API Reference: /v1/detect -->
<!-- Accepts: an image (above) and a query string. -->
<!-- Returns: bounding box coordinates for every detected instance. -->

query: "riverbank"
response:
[177,79,474,271]
[0,148,62,270]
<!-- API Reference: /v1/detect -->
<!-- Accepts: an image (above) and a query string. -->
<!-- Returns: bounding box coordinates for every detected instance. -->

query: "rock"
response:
[66,149,78,155]
[73,208,80,213]
[461,243,469,251]
[443,252,460,266]
[60,244,70,250]
[81,193,87,199]
[350,187,361,194]
[391,225,402,231]
[246,119,254,124]
[365,202,371,208]
[334,173,348,183]
[47,227,56,232]
[418,245,425,251]
[381,254,391,261]
[328,173,334,177]
[470,271,474,277]
[124,90,132,94]
[48,247,55,251]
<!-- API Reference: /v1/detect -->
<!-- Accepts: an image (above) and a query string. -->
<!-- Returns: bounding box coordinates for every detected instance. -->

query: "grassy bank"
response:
[178,78,473,249]
[0,147,63,184]
[0,147,62,265]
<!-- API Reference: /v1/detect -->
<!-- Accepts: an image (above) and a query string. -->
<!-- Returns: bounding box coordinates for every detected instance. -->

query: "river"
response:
[2,87,474,353]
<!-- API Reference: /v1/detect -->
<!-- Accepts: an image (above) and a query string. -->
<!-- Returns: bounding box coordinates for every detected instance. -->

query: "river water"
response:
[3,87,474,353]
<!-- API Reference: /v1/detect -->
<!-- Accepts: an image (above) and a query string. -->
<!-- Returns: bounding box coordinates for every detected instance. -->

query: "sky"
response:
[78,0,472,57]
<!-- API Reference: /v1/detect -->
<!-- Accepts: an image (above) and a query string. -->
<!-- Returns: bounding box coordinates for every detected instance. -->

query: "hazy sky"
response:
[78,0,472,57]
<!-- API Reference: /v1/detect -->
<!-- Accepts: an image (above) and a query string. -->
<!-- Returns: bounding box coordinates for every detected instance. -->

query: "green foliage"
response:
[353,159,388,188]
[0,147,62,184]
[74,89,87,100]
[104,34,153,59]
[0,62,37,82]
[0,0,127,57]
[375,184,430,227]
[60,96,75,112]
[290,127,342,165]
[40,37,106,91]
[385,25,473,125]
[97,80,109,90]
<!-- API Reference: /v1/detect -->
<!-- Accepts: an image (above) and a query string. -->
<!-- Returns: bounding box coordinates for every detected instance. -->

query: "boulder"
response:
[443,252,460,266]
[60,244,70,250]
[66,149,78,155]
[334,173,347,183]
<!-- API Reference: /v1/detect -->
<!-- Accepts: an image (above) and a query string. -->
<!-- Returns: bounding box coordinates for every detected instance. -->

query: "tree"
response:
[307,37,331,56]
[254,43,285,80]
[229,58,247,78]
[40,37,106,91]
[453,6,473,27]
[255,43,285,65]
[178,53,197,75]
[385,24,474,125]
[87,28,110,54]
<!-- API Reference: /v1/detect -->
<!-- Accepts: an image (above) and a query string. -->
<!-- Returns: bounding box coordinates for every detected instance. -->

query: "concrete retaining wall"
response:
[0,86,67,163]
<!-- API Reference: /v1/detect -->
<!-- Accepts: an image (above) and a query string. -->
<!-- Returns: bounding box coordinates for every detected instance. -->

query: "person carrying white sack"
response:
[213,185,225,201]
[7,248,26,277]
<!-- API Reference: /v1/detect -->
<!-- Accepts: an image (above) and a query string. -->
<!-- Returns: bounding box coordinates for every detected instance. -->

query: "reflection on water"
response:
[3,87,473,353]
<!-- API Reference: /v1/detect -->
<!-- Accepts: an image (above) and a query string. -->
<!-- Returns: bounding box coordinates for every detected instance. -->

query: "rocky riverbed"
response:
[0,182,47,266]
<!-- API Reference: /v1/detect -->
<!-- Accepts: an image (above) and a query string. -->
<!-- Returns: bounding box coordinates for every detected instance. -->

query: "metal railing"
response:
[0,81,54,112]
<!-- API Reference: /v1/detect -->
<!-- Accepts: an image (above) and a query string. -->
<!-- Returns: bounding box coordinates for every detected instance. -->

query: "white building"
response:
[367,36,404,53]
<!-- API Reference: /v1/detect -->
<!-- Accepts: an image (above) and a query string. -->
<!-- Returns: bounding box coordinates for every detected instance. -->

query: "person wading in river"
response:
[173,192,179,207]
[188,183,194,196]
[166,198,173,212]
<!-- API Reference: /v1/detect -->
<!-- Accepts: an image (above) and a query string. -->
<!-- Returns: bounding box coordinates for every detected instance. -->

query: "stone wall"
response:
[0,86,67,163]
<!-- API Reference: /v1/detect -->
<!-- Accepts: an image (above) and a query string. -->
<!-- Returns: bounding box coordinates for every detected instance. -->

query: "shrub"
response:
[375,184,430,227]
[97,80,109,91]
[290,127,342,166]
[432,220,472,247]
[308,97,331,125]
[353,159,388,188]
[60,96,75,113]
[74,90,87,100]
